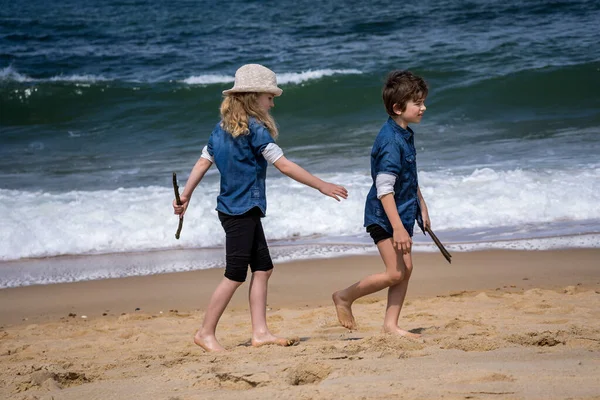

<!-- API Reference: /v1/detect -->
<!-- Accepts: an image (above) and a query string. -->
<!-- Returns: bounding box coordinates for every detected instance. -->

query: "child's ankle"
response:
[196,329,212,338]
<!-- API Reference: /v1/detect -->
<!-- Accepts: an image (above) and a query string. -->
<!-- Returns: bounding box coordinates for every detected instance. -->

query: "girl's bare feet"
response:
[332,291,357,330]
[251,332,299,348]
[194,331,226,352]
[383,325,421,339]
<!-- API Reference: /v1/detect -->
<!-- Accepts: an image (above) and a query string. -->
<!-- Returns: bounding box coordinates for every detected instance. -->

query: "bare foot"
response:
[193,331,226,352]
[383,325,421,339]
[251,333,299,348]
[332,291,356,330]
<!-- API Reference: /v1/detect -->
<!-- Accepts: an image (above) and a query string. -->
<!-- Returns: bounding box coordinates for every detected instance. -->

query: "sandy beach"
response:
[4,1,600,399]
[1,249,599,399]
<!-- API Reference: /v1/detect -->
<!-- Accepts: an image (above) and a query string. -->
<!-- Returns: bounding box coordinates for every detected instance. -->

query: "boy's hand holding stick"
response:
[172,172,184,239]
[424,226,452,263]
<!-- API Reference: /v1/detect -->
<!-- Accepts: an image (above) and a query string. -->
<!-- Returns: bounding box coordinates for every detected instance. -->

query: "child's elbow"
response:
[273,157,290,174]
[199,158,213,168]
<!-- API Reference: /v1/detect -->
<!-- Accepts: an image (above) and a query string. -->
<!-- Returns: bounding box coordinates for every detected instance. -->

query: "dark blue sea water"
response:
[1,0,599,286]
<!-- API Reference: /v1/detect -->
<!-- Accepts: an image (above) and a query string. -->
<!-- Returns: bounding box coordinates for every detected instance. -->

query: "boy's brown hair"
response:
[382,70,428,117]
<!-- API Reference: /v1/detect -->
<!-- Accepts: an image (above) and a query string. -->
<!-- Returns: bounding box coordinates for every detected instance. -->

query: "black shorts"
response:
[218,207,274,282]
[366,224,392,245]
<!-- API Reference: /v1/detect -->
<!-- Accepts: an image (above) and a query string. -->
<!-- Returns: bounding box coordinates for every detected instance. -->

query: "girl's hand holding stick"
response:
[172,172,184,239]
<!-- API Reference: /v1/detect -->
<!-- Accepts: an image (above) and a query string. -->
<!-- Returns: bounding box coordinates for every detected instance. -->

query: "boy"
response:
[333,70,430,337]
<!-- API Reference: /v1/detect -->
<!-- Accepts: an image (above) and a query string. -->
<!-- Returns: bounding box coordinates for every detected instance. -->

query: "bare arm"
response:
[380,193,412,254]
[173,157,213,217]
[417,186,431,229]
[273,156,347,201]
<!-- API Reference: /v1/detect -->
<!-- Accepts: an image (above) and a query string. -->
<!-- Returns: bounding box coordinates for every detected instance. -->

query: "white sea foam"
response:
[0,66,112,83]
[48,74,110,82]
[276,69,362,84]
[2,236,597,289]
[182,69,362,86]
[0,167,598,262]
[0,66,32,82]
[182,74,234,85]
[0,245,379,288]
[446,234,600,252]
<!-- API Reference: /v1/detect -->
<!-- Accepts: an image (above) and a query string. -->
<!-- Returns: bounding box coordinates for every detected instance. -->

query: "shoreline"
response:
[1,248,598,327]
[2,230,599,289]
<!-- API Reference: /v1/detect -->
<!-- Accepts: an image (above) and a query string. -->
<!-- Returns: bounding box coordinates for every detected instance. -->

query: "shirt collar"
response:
[387,117,414,139]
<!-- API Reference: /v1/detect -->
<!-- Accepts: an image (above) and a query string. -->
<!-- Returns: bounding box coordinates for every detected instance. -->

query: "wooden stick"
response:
[424,226,452,264]
[172,172,184,240]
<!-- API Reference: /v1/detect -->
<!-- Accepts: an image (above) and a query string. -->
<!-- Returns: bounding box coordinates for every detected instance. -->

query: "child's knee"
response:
[386,271,405,285]
[387,265,413,285]
[398,256,413,279]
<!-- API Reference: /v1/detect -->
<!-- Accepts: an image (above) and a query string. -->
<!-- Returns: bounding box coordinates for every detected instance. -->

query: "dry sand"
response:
[1,249,599,399]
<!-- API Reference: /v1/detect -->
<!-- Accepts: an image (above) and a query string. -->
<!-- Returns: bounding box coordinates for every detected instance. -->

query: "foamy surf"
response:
[1,166,599,262]
[182,69,362,86]
[0,66,32,82]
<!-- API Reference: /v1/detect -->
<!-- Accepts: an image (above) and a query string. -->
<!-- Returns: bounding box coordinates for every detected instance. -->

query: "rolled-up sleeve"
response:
[262,143,284,164]
[376,173,396,199]
[200,145,213,163]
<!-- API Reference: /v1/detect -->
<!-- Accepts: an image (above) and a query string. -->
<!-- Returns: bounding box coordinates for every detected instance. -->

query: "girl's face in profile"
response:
[257,93,275,113]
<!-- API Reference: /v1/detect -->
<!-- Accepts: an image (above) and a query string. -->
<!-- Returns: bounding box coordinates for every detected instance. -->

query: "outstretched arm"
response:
[273,156,348,201]
[173,157,213,217]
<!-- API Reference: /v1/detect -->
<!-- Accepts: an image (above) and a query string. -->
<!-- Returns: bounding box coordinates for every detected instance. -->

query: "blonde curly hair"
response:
[220,93,278,139]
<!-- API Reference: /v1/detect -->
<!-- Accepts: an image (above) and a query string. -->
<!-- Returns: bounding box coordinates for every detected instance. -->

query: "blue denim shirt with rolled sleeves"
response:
[364,117,424,237]
[206,117,274,216]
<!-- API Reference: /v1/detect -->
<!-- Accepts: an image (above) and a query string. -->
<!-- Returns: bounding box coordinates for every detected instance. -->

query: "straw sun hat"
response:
[223,64,283,97]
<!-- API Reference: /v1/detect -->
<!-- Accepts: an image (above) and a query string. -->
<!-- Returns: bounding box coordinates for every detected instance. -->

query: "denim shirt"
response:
[364,117,424,237]
[206,117,275,216]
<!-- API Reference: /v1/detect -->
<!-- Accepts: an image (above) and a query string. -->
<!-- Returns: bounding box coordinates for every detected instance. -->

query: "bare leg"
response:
[194,277,243,352]
[333,238,408,330]
[380,242,420,338]
[249,270,298,347]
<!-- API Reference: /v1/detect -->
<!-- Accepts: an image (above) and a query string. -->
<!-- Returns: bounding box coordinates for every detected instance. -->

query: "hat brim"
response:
[222,86,283,97]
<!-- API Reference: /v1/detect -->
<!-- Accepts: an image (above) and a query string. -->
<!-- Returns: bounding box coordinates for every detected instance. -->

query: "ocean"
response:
[1,0,599,287]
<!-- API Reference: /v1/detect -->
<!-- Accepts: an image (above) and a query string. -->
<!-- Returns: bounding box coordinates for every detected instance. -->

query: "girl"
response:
[173,64,348,352]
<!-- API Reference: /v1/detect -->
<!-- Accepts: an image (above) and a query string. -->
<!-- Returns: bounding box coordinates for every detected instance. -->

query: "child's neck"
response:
[392,115,408,129]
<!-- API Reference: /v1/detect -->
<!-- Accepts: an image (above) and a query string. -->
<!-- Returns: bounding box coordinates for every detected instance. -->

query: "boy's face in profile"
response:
[393,97,427,128]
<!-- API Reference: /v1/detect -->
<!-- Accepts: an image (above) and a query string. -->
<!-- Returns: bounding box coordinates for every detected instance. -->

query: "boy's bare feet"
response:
[332,291,356,330]
[251,333,299,348]
[383,325,421,339]
[194,331,226,352]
